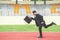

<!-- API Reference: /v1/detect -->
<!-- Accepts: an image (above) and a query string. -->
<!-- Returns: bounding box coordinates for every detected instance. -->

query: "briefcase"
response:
[24,16,32,24]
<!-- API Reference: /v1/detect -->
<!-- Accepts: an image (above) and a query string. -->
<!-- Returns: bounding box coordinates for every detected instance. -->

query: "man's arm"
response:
[31,17,35,20]
[28,16,35,20]
[37,14,44,24]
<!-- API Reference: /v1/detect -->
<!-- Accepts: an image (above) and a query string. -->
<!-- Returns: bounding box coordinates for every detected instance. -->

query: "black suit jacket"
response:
[31,14,45,27]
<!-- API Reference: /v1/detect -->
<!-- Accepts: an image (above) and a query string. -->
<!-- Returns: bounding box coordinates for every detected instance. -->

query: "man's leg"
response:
[38,27,42,38]
[43,22,56,28]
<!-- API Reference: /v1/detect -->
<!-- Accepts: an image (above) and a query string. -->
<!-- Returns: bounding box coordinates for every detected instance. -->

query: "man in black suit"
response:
[30,10,56,38]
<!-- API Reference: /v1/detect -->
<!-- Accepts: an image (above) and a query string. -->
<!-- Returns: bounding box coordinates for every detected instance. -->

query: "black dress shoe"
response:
[52,22,57,25]
[38,36,42,38]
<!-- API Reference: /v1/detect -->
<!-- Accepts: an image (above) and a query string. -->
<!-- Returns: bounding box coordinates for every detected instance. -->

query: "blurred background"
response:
[0,0,60,25]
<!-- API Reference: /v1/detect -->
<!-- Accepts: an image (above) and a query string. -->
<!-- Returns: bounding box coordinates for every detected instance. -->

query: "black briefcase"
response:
[24,16,32,24]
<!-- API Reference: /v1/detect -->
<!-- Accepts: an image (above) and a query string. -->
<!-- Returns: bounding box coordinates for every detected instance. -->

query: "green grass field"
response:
[0,25,60,32]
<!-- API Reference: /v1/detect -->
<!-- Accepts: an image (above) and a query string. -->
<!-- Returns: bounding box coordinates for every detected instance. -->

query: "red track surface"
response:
[0,32,60,40]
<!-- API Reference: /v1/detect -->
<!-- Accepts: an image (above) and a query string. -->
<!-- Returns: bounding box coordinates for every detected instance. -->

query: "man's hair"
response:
[32,10,36,13]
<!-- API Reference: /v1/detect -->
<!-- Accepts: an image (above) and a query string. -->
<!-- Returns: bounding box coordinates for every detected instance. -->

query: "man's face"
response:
[33,12,36,16]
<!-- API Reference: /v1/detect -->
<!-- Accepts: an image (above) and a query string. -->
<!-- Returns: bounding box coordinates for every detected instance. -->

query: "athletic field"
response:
[0,25,60,40]
[0,25,60,32]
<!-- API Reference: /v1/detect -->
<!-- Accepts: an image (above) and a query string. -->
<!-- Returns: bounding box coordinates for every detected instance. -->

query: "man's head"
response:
[32,10,37,16]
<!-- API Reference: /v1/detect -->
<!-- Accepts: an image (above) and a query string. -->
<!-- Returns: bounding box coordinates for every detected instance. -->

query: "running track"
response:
[0,32,60,40]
